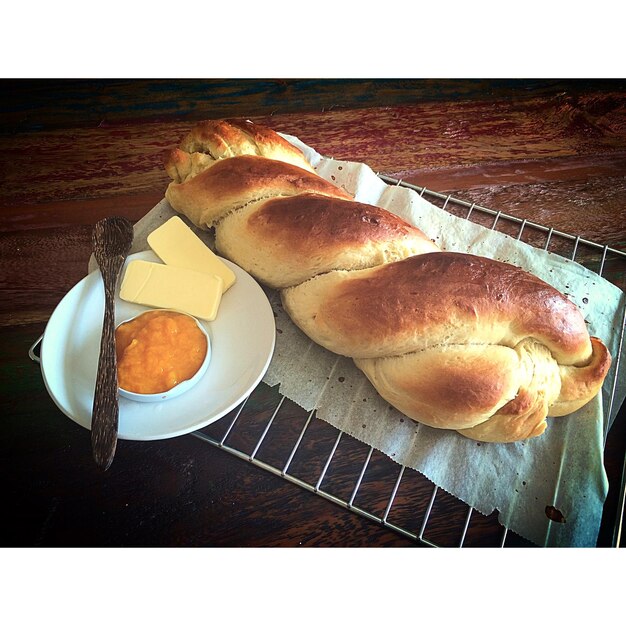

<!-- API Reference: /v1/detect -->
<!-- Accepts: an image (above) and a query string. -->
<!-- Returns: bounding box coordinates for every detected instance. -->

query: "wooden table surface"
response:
[2,79,625,547]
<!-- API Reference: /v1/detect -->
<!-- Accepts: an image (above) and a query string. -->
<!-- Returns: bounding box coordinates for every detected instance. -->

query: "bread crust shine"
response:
[177,118,315,171]
[282,252,593,364]
[215,193,439,288]
[162,119,612,443]
[166,155,351,228]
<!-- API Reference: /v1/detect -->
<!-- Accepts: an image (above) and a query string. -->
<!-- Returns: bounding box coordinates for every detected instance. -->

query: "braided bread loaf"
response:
[164,119,611,443]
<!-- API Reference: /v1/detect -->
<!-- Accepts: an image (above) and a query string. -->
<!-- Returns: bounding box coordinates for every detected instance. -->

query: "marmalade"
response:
[115,310,207,394]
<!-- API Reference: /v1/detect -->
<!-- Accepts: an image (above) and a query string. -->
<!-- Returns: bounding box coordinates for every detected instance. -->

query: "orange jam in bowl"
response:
[115,310,209,399]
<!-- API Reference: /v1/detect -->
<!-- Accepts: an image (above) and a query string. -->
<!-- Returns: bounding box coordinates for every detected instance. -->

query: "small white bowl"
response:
[116,309,211,403]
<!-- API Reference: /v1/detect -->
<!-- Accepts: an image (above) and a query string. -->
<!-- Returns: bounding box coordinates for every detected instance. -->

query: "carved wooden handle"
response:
[91,257,123,470]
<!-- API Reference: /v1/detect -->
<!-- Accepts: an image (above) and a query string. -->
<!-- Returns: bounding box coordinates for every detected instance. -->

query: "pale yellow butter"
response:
[147,216,236,292]
[119,260,224,321]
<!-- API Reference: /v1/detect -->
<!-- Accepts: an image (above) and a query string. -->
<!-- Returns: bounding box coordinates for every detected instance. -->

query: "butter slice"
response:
[147,216,236,292]
[119,260,223,321]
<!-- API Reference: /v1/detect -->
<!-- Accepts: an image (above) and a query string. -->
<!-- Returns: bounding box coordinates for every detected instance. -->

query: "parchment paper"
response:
[100,134,626,547]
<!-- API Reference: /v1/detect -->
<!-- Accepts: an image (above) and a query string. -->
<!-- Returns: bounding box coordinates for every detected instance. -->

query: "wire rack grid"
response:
[27,175,625,546]
[192,174,626,548]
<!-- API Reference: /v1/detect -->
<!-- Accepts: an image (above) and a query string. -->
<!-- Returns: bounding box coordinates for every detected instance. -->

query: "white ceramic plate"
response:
[40,251,276,440]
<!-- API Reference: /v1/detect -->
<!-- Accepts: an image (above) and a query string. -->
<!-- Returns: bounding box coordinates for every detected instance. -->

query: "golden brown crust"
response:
[164,147,190,182]
[457,408,549,443]
[355,344,522,430]
[215,193,439,288]
[457,339,562,442]
[283,252,593,365]
[549,337,612,416]
[160,119,612,443]
[358,337,575,443]
[167,118,314,175]
[165,155,351,228]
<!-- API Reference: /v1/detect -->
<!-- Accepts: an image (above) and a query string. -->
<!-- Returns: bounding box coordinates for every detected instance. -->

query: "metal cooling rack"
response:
[27,176,626,546]
[191,175,626,548]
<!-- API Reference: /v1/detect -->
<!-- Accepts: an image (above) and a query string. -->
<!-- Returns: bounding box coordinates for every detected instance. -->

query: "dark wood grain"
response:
[0,324,415,547]
[1,79,625,547]
[3,79,623,132]
[90,217,134,470]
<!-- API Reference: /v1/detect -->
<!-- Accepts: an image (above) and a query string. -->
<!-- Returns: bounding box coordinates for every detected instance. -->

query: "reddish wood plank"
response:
[2,92,625,209]
[0,192,162,232]
[277,93,626,171]
[444,176,626,248]
[394,152,626,190]
[0,227,92,325]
